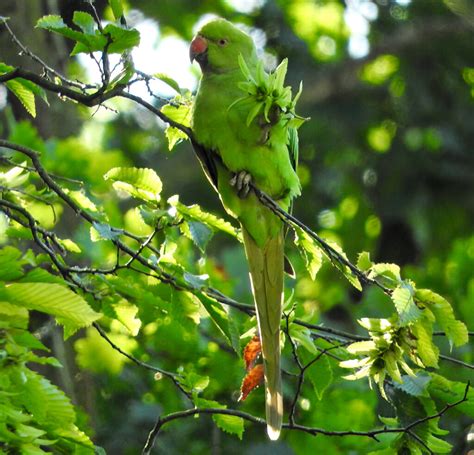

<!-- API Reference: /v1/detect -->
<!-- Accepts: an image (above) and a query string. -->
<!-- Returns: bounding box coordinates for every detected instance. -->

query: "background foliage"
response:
[0,0,473,454]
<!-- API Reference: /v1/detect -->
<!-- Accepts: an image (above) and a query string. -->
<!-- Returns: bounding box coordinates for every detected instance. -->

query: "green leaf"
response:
[102,24,140,54]
[168,195,240,239]
[161,101,192,151]
[325,239,362,290]
[290,324,317,354]
[108,0,124,20]
[428,374,474,418]
[182,221,213,252]
[12,367,75,427]
[170,290,200,330]
[213,414,244,439]
[90,222,121,242]
[6,283,102,338]
[391,283,421,326]
[415,289,468,347]
[369,263,401,288]
[393,373,431,397]
[6,80,36,117]
[154,73,181,94]
[300,350,333,400]
[178,371,209,393]
[104,167,162,202]
[194,398,244,439]
[0,246,24,280]
[346,340,377,355]
[36,15,85,42]
[294,228,323,280]
[411,319,439,368]
[72,11,95,35]
[183,272,209,290]
[195,293,234,349]
[357,251,372,271]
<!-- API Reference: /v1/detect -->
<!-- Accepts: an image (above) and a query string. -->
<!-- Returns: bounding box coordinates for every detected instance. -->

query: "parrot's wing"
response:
[191,140,219,192]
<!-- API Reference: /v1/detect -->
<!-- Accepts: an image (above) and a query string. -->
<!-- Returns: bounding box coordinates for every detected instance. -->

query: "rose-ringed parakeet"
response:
[190,19,301,440]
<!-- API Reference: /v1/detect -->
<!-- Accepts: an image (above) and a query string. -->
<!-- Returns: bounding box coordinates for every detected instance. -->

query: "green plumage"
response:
[191,18,301,440]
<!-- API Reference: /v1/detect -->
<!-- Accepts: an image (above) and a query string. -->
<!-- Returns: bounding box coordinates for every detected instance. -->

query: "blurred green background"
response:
[1,0,473,453]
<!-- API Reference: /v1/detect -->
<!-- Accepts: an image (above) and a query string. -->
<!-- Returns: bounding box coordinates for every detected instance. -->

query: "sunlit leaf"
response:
[415,289,468,347]
[294,228,323,280]
[391,283,421,326]
[6,283,102,338]
[104,166,162,202]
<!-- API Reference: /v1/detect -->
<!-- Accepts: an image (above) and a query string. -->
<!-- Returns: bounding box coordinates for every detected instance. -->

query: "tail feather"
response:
[242,226,284,440]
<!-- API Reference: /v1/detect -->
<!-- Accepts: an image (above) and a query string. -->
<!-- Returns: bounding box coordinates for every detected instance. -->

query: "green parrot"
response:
[190,18,301,440]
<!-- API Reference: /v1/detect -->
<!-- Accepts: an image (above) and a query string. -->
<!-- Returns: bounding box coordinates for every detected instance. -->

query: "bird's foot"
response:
[230,171,252,199]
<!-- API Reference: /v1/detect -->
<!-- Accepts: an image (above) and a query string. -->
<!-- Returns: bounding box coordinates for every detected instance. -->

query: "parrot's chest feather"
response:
[193,74,297,199]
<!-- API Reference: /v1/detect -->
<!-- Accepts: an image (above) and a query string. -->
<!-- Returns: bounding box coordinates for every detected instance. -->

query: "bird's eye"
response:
[218,38,228,46]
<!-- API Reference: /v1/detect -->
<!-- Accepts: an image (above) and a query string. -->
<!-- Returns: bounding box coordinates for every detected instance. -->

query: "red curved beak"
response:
[190,35,208,63]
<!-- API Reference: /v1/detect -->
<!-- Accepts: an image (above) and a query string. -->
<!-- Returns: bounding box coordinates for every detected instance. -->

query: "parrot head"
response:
[190,18,257,73]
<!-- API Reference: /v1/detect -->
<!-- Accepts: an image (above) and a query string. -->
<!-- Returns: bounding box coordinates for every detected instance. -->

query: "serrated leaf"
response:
[182,221,213,252]
[168,195,240,239]
[194,398,244,439]
[36,15,85,42]
[383,351,403,383]
[161,102,191,151]
[6,80,36,117]
[154,73,181,93]
[183,272,209,290]
[104,167,162,202]
[290,324,317,354]
[170,290,200,329]
[392,283,421,326]
[71,24,140,55]
[12,367,75,427]
[91,222,120,241]
[428,373,474,418]
[411,319,439,368]
[102,24,140,53]
[213,414,244,439]
[6,283,102,339]
[72,11,95,35]
[369,263,401,288]
[178,371,209,393]
[415,289,468,347]
[294,228,323,280]
[325,239,362,290]
[195,292,235,349]
[393,374,431,397]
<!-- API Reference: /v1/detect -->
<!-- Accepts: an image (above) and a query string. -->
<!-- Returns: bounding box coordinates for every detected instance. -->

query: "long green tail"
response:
[242,226,284,440]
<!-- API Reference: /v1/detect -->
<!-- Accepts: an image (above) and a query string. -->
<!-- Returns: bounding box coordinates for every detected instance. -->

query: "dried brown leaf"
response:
[239,364,264,401]
[243,335,261,371]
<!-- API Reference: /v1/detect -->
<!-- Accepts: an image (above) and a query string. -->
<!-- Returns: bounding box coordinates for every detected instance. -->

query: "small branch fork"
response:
[0,19,473,453]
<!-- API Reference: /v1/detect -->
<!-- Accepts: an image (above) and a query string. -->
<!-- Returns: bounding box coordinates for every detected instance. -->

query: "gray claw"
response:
[230,171,252,198]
